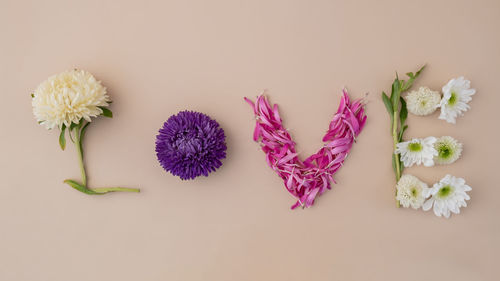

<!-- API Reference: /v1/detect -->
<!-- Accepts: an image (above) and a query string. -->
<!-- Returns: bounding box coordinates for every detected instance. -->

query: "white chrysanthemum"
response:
[396,137,437,167]
[405,86,441,116]
[434,136,462,165]
[396,174,430,209]
[32,69,110,129]
[439,77,475,124]
[423,174,471,218]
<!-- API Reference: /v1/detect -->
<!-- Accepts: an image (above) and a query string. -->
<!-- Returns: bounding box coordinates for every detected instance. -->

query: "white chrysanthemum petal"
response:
[32,69,110,129]
[396,174,430,209]
[439,77,476,124]
[422,197,434,211]
[423,174,471,218]
[406,86,441,116]
[434,136,463,165]
[395,137,437,167]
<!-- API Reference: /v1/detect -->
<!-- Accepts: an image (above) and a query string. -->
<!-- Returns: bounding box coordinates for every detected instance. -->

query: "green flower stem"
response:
[64,120,140,195]
[92,187,140,193]
[392,110,401,208]
[75,127,87,187]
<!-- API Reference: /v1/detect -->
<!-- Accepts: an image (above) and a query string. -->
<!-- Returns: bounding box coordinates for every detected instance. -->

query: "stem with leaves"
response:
[58,107,140,195]
[381,65,425,207]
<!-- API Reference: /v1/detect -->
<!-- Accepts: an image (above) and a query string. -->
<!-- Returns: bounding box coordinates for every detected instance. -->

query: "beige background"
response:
[1,0,499,280]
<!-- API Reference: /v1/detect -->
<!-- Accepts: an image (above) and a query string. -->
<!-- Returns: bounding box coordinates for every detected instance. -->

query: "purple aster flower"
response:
[155,111,227,180]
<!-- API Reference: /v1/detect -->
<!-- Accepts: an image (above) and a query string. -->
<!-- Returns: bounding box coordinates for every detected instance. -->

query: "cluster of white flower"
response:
[405,77,475,124]
[397,174,471,218]
[397,136,462,168]
[396,75,473,218]
[396,135,467,218]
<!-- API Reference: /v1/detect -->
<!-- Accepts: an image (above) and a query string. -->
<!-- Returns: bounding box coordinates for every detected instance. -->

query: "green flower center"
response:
[411,187,418,197]
[438,185,454,198]
[408,142,422,152]
[448,91,458,106]
[437,144,452,159]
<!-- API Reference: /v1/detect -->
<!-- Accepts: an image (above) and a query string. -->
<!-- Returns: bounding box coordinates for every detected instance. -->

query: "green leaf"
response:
[398,125,408,142]
[63,179,103,195]
[382,92,394,116]
[401,65,426,92]
[31,93,35,98]
[79,122,90,153]
[391,78,401,109]
[415,64,426,77]
[67,122,78,143]
[392,153,397,175]
[99,107,113,118]
[399,97,408,127]
[80,122,90,141]
[59,124,66,150]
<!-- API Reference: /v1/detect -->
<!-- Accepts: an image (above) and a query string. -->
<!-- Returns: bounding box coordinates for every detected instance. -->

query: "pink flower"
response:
[244,90,367,209]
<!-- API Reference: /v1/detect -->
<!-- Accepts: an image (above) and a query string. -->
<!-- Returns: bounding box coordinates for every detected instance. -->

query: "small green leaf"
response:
[415,64,426,77]
[80,122,90,141]
[31,93,35,98]
[78,122,90,153]
[63,179,103,195]
[59,124,66,150]
[398,125,408,142]
[391,78,401,109]
[382,92,394,115]
[401,65,426,92]
[399,97,408,127]
[99,107,113,118]
[68,122,78,143]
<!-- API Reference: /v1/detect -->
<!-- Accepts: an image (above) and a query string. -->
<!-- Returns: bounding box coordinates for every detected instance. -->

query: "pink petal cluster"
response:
[244,90,367,209]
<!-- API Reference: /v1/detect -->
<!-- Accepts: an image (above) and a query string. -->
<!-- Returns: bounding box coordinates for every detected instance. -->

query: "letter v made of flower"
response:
[244,90,367,209]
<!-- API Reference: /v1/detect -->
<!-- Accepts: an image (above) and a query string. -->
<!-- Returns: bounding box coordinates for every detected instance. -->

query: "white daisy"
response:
[439,77,476,124]
[434,136,463,165]
[423,175,471,218]
[405,86,441,116]
[396,174,430,209]
[32,69,110,129]
[396,137,437,167]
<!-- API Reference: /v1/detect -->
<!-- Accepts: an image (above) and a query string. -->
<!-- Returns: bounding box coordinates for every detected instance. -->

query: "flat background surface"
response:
[1,0,499,280]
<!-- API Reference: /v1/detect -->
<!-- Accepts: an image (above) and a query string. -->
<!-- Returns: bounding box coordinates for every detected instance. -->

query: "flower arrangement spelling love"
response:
[381,66,474,218]
[245,90,367,209]
[32,69,140,194]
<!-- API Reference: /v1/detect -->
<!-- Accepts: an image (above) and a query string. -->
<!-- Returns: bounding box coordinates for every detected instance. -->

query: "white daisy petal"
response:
[395,137,437,167]
[439,77,476,124]
[422,197,434,211]
[422,174,471,218]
